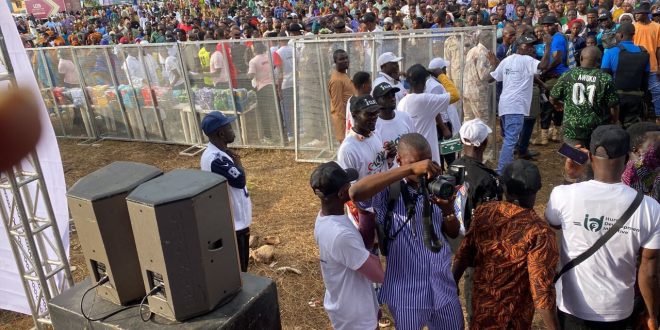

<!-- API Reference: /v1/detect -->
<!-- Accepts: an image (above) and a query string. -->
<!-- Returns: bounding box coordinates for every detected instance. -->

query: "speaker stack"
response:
[67,161,162,305]
[126,169,242,321]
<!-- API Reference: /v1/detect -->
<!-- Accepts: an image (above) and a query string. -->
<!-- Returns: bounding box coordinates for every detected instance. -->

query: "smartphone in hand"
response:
[558,143,589,165]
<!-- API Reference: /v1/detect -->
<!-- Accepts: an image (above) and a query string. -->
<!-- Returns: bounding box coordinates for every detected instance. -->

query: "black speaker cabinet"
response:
[126,169,242,321]
[67,161,163,305]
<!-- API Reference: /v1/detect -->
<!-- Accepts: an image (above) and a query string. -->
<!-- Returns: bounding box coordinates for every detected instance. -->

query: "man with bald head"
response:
[496,26,517,60]
[550,46,619,148]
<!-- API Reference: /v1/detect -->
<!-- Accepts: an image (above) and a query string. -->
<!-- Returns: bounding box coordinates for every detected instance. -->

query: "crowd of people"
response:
[304,0,658,329]
[26,0,660,328]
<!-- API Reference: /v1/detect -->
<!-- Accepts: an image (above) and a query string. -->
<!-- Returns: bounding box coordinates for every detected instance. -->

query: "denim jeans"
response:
[497,114,524,174]
[517,116,536,155]
[281,87,294,138]
[648,74,660,117]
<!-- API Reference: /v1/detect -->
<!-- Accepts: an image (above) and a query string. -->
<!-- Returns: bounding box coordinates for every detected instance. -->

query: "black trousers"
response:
[235,227,250,272]
[255,85,281,141]
[558,310,630,330]
[618,94,644,129]
[540,101,563,129]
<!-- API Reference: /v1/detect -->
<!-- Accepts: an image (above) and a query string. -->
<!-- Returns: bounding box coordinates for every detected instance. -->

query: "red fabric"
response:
[272,51,282,67]
[178,23,193,32]
[224,43,238,87]
[346,201,360,224]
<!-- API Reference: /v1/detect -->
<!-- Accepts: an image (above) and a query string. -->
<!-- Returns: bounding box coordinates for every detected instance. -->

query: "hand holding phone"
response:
[558,143,589,165]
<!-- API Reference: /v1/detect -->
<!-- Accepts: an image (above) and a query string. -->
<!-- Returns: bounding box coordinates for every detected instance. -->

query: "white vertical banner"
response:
[0,1,70,315]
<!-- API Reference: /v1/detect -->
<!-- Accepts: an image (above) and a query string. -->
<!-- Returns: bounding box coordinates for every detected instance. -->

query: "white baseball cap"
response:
[377,52,403,68]
[428,57,450,70]
[459,119,492,147]
[383,17,393,24]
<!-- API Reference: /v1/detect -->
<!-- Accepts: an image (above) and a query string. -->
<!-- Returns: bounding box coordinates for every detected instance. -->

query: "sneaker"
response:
[303,139,324,147]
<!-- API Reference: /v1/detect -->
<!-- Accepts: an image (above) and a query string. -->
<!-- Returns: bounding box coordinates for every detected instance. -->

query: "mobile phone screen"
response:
[557,143,589,165]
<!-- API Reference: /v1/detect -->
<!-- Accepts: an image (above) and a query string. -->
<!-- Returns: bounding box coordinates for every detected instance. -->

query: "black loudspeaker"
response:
[67,161,162,305]
[126,169,242,321]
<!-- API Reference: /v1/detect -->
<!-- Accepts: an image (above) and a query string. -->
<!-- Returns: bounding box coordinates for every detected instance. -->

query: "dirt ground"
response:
[0,137,565,330]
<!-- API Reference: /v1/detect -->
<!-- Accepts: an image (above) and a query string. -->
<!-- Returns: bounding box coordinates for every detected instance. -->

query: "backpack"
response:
[615,45,649,92]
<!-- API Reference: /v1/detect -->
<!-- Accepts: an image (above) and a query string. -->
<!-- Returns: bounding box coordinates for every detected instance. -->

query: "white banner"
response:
[0,1,70,315]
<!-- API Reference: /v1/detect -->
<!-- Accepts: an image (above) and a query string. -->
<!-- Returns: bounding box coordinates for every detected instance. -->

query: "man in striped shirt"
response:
[349,133,464,330]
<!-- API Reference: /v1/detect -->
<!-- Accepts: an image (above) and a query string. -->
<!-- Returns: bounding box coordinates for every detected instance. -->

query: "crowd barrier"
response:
[25,26,497,162]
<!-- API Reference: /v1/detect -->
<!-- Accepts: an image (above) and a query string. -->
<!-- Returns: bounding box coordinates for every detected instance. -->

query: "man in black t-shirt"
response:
[452,119,502,229]
[450,118,502,325]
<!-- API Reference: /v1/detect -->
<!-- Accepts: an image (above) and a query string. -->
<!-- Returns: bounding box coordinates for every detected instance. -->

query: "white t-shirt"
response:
[372,72,407,105]
[490,54,540,117]
[123,55,145,85]
[276,44,294,89]
[375,111,414,147]
[58,59,79,85]
[424,76,462,136]
[210,50,230,86]
[314,213,378,330]
[545,181,660,322]
[200,143,253,231]
[397,92,450,163]
[337,130,388,180]
[165,55,184,87]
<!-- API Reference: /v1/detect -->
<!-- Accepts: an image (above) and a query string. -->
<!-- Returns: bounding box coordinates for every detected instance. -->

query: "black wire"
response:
[139,284,164,322]
[81,276,136,322]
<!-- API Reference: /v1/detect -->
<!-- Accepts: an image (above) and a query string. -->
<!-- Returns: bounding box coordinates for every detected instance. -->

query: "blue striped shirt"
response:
[373,182,458,310]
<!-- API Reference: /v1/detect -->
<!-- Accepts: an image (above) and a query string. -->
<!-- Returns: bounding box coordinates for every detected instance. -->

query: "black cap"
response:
[372,82,400,99]
[310,162,359,198]
[590,125,630,159]
[363,12,377,23]
[501,160,542,195]
[540,15,559,25]
[287,23,302,32]
[350,95,381,113]
[635,1,651,14]
[517,34,537,44]
[598,11,612,20]
[406,64,430,86]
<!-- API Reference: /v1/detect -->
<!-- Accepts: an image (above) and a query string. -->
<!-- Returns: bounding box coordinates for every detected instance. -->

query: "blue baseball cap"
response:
[201,111,236,136]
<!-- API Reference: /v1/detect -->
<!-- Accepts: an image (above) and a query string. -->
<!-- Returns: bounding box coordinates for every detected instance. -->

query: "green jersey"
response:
[550,67,618,140]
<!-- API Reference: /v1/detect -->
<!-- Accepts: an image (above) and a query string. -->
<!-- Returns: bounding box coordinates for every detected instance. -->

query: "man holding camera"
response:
[349,133,463,330]
[450,118,503,323]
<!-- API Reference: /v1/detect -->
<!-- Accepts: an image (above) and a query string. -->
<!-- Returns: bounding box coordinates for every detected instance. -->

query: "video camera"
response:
[426,165,465,200]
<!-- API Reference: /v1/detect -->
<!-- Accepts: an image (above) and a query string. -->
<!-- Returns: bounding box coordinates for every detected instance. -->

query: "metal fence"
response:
[292,26,498,162]
[26,26,497,162]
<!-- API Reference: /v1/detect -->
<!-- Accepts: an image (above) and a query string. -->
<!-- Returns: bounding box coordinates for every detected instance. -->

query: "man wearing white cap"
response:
[426,58,462,167]
[451,118,502,324]
[372,52,407,105]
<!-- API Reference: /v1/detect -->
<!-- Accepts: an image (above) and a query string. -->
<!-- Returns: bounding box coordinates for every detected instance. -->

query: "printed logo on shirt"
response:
[574,213,641,234]
[367,150,387,174]
[582,214,604,232]
[505,68,521,75]
[383,135,402,149]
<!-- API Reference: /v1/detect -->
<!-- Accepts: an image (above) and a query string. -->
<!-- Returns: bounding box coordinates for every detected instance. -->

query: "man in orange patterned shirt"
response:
[453,160,560,330]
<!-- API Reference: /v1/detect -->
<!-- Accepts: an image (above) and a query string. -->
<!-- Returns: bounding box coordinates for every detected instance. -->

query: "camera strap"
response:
[394,181,418,237]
